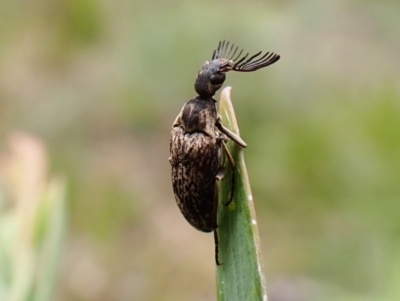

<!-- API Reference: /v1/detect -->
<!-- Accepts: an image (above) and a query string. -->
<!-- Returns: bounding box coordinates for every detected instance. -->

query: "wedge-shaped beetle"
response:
[169,41,280,265]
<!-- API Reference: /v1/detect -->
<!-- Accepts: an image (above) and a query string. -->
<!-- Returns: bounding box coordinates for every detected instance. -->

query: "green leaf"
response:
[216,87,267,301]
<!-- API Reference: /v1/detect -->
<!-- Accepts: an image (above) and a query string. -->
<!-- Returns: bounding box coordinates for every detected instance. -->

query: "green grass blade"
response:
[216,87,267,301]
[0,135,67,301]
[33,177,68,301]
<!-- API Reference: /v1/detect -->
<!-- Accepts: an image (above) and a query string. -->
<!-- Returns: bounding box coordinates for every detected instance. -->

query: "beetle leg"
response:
[211,177,220,230]
[213,174,223,265]
[213,230,222,265]
[221,141,236,206]
[221,140,236,171]
[216,116,247,148]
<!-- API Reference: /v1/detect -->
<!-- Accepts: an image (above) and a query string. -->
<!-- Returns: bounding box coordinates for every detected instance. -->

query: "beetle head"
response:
[194,41,280,98]
[194,58,234,98]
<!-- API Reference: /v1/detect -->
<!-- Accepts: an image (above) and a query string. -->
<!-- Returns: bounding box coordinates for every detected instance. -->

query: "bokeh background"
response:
[1,0,400,300]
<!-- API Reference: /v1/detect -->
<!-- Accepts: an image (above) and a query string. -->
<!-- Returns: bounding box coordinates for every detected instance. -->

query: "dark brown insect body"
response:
[170,98,221,232]
[169,41,280,264]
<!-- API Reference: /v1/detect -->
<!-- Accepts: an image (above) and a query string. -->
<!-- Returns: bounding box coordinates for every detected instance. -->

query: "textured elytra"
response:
[170,96,223,232]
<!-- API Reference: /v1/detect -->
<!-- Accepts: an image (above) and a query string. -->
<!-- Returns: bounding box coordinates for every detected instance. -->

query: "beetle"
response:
[169,41,280,265]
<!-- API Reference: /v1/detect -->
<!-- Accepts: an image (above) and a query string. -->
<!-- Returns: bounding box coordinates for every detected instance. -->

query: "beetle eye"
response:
[210,73,225,85]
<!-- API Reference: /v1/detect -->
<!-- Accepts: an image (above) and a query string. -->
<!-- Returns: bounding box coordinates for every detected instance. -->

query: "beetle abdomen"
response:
[170,127,220,232]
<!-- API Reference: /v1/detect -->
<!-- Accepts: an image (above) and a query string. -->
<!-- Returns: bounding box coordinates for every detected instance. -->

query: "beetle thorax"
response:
[180,98,218,137]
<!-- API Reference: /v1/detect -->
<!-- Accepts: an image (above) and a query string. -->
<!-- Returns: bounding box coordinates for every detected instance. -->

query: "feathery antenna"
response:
[212,40,280,72]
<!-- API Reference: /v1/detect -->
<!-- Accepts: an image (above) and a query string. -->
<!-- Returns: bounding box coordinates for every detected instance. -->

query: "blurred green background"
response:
[1,0,400,300]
